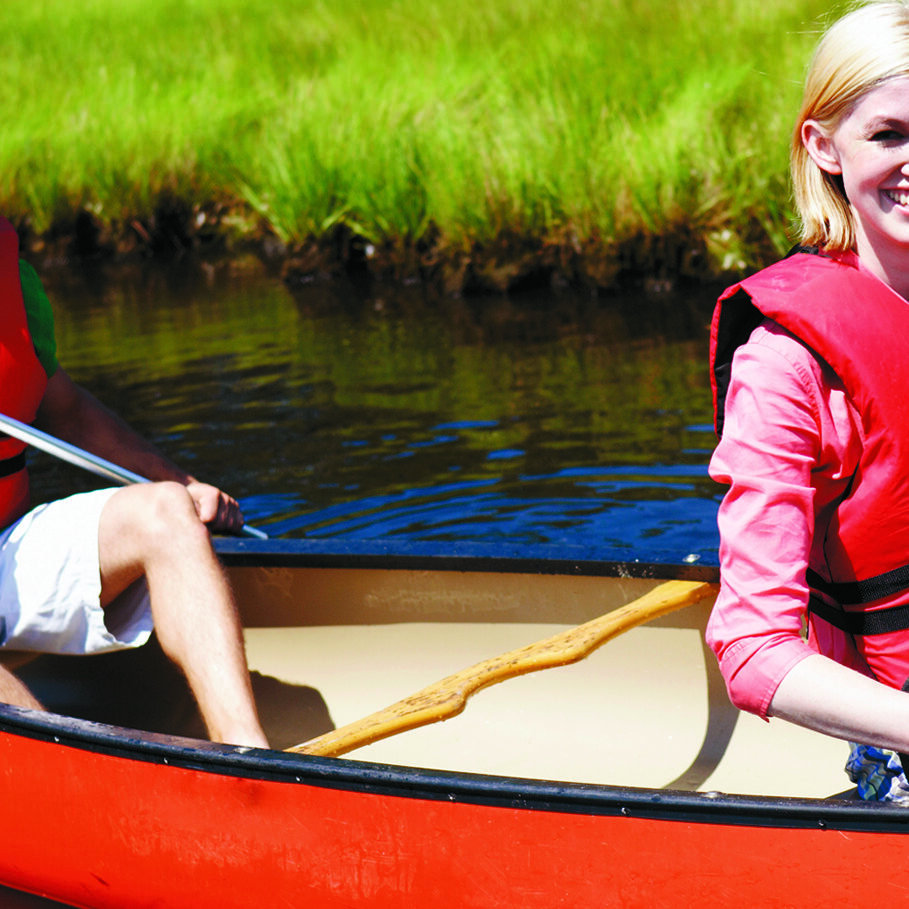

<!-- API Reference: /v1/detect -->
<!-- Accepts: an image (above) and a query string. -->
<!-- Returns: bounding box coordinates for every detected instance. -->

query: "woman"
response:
[709,0,909,801]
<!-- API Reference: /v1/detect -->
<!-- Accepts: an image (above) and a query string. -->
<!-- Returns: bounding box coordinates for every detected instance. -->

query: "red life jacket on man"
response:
[711,248,909,691]
[0,217,48,529]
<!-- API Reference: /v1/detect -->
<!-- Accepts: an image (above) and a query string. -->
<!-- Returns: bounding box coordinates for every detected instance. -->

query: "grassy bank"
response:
[0,0,850,292]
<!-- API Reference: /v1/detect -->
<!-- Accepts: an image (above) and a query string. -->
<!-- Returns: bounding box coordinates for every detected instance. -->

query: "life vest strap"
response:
[0,452,25,479]
[808,563,909,635]
[807,595,909,636]
[808,566,909,607]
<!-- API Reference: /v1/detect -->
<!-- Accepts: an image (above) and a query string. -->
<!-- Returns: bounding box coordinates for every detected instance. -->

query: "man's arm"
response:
[34,368,244,532]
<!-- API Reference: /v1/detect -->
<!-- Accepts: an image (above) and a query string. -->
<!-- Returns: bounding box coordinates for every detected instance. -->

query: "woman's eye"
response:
[871,129,904,141]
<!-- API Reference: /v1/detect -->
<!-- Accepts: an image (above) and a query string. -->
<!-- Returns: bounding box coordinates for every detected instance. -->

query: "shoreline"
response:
[16,202,764,298]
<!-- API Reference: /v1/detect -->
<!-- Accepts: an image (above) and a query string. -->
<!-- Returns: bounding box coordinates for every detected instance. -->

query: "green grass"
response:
[0,0,851,286]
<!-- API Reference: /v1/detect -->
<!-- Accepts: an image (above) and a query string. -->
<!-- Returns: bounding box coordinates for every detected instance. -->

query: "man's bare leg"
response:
[98,483,268,748]
[0,662,42,711]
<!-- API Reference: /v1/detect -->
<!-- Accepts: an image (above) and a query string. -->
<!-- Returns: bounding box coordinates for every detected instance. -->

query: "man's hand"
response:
[185,481,245,535]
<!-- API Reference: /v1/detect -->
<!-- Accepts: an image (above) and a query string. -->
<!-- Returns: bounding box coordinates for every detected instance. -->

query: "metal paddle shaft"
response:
[288,579,718,757]
[0,412,268,540]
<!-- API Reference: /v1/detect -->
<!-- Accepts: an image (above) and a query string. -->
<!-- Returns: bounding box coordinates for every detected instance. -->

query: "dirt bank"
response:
[13,200,771,296]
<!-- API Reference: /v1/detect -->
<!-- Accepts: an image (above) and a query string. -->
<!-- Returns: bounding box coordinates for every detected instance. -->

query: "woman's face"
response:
[804,76,909,282]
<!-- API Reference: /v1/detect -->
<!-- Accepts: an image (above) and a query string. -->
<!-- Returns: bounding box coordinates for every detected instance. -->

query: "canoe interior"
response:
[15,558,850,800]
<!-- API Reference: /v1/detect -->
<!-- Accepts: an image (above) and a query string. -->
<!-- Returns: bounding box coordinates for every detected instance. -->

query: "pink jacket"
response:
[707,318,875,717]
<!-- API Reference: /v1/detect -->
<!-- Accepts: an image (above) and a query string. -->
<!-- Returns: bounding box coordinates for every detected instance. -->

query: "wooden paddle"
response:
[0,411,268,539]
[288,578,718,757]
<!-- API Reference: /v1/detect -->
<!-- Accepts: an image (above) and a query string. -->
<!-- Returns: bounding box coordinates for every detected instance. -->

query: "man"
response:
[0,217,268,749]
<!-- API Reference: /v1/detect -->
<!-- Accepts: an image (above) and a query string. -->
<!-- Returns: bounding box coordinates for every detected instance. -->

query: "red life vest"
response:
[711,249,909,689]
[0,217,48,529]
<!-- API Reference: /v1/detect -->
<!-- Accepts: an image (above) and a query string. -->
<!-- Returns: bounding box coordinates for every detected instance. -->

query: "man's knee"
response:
[99,483,216,607]
[104,482,208,556]
[145,482,211,545]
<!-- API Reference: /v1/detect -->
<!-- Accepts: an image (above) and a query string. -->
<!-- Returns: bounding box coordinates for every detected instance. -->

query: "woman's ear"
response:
[802,120,843,175]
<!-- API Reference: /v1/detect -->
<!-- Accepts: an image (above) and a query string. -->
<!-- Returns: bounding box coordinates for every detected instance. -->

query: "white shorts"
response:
[0,488,153,655]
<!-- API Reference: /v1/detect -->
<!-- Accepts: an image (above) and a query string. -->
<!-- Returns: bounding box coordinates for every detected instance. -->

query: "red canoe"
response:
[0,540,904,908]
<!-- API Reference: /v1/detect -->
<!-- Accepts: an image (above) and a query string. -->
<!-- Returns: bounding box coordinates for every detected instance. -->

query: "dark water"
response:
[33,262,722,566]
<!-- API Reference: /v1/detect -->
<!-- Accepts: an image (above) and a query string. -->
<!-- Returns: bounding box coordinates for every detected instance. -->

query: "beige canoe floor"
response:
[243,617,851,799]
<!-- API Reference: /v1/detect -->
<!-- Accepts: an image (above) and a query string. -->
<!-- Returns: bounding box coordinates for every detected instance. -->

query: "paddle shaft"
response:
[288,578,718,757]
[0,412,268,540]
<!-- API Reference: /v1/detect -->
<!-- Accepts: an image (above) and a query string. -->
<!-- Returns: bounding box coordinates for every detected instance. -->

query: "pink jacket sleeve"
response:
[706,320,865,718]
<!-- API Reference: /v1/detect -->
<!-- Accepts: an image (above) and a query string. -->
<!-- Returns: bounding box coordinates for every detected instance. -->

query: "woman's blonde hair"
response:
[792,1,909,250]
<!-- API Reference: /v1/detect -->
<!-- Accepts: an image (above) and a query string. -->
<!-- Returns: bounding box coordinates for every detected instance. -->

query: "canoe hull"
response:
[0,541,906,907]
[1,711,908,909]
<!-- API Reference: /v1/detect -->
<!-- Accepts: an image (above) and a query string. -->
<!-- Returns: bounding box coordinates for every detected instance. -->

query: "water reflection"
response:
[33,262,722,564]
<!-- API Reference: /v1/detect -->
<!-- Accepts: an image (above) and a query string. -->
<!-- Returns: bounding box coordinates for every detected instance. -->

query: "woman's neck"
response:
[853,242,909,302]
